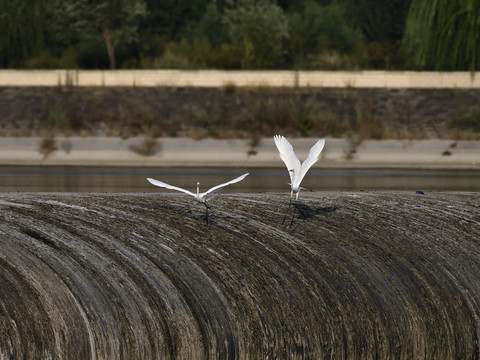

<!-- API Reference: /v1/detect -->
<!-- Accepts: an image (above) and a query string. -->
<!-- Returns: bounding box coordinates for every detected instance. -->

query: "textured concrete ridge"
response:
[0,192,479,358]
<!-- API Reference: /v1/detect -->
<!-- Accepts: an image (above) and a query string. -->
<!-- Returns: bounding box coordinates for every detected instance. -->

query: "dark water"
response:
[0,166,479,192]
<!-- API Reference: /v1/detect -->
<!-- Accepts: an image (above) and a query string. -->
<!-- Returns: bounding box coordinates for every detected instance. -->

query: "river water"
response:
[1,166,479,193]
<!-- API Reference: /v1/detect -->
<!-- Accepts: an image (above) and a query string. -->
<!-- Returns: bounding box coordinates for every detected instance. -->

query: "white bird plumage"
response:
[147,173,249,223]
[274,135,325,200]
[147,173,249,203]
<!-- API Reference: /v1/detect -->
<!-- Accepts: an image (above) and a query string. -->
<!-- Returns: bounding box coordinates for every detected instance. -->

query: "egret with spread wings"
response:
[147,173,249,221]
[274,135,325,200]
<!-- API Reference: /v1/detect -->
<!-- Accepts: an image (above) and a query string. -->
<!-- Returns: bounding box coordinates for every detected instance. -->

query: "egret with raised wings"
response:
[274,135,325,200]
[147,173,249,222]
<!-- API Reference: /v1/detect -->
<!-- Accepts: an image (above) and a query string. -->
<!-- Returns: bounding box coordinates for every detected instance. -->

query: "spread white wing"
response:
[204,173,249,198]
[296,138,325,187]
[147,178,196,197]
[274,135,301,183]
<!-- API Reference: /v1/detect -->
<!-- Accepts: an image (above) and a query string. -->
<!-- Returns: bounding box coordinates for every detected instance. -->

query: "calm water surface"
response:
[0,166,479,193]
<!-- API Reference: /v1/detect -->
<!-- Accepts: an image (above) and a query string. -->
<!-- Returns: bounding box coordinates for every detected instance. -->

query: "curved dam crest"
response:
[0,192,479,359]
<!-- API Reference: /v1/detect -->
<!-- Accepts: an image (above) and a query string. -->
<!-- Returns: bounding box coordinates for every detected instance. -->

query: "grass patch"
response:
[450,107,480,132]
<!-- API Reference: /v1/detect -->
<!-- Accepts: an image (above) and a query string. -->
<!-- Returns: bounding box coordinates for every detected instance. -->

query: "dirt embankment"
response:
[0,192,479,358]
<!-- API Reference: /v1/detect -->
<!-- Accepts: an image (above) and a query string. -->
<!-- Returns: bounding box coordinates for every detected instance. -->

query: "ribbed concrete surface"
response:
[0,192,479,358]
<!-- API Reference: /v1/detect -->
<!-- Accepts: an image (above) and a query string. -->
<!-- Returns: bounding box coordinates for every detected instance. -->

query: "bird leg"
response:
[282,200,292,225]
[203,202,210,224]
[282,199,297,228]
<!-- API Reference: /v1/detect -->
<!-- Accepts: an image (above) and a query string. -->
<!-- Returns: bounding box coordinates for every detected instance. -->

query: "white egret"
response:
[147,173,249,222]
[274,135,325,200]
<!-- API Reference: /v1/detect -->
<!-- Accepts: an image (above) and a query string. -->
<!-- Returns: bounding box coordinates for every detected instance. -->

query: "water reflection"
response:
[0,166,479,192]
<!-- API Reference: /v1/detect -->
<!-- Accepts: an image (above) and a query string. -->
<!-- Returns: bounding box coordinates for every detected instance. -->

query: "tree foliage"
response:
[225,0,289,68]
[404,0,480,71]
[352,0,411,42]
[3,0,477,71]
[50,0,147,69]
[139,0,208,50]
[288,1,359,56]
[0,0,46,66]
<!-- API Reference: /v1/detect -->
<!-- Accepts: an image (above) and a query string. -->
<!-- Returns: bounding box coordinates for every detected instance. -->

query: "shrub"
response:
[129,136,161,156]
[39,137,57,157]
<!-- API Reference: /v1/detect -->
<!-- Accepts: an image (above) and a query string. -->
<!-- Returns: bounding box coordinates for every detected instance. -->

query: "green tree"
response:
[337,0,412,70]
[0,0,46,67]
[351,0,411,42]
[404,0,480,71]
[188,3,229,48]
[52,0,147,69]
[141,0,208,40]
[225,0,289,68]
[288,1,359,56]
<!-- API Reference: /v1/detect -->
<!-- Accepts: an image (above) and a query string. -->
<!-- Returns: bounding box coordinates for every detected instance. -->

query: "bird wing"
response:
[147,178,196,197]
[296,138,325,186]
[274,135,301,182]
[203,173,249,198]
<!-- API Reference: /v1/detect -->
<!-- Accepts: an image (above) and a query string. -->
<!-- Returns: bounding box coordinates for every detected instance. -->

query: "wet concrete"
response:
[0,192,479,359]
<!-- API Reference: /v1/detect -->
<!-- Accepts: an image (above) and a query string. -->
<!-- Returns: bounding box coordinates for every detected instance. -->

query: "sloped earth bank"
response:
[0,192,479,359]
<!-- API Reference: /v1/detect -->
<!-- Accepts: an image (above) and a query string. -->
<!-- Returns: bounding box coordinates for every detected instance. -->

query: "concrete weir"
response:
[0,192,479,359]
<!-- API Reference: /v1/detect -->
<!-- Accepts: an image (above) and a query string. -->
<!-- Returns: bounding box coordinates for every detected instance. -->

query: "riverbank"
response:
[1,136,479,169]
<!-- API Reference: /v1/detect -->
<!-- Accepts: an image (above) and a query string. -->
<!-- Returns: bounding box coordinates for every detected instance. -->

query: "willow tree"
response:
[404,0,480,71]
[0,0,46,67]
